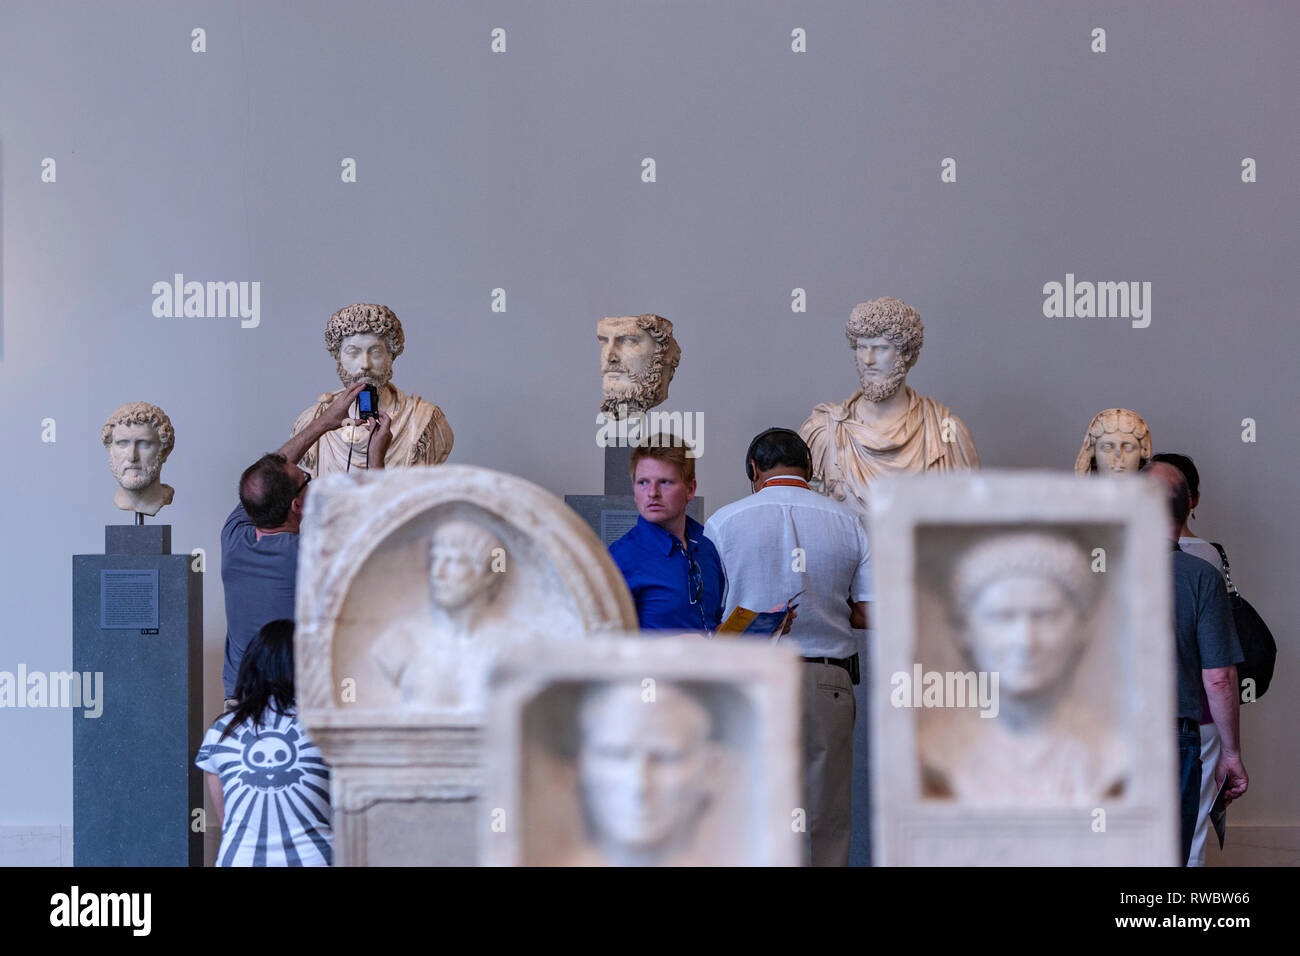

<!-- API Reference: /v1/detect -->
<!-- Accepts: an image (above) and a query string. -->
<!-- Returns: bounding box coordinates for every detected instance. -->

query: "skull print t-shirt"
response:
[195,707,332,866]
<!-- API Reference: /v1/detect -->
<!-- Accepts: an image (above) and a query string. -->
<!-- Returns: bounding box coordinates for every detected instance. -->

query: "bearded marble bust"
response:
[597,314,681,418]
[102,401,175,517]
[291,303,453,477]
[1074,408,1152,477]
[799,297,979,514]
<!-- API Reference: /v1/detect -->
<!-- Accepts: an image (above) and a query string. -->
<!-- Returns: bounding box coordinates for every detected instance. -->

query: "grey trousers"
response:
[801,661,856,866]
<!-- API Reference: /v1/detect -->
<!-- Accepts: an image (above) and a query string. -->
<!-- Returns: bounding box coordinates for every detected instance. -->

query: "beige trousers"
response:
[801,661,856,866]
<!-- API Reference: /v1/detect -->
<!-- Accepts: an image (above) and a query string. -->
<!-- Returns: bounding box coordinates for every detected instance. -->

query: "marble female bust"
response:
[1074,408,1152,476]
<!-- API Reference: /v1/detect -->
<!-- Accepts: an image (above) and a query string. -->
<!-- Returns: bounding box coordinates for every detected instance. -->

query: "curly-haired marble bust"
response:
[291,303,453,476]
[102,401,175,516]
[799,296,979,513]
[324,303,405,369]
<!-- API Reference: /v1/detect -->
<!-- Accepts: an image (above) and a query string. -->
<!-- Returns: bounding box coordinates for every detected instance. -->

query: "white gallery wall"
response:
[1,1,1296,857]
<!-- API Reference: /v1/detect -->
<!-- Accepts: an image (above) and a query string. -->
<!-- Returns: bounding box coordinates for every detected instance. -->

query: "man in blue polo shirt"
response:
[609,437,724,633]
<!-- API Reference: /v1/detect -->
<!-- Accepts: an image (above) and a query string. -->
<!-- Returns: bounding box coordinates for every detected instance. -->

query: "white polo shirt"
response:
[1179,536,1225,578]
[704,478,872,659]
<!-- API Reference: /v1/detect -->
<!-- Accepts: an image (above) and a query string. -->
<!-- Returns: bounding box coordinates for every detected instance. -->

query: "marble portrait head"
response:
[428,520,506,617]
[597,314,681,417]
[101,401,176,516]
[577,681,717,862]
[950,532,1095,700]
[326,303,406,391]
[845,297,924,403]
[1074,408,1152,477]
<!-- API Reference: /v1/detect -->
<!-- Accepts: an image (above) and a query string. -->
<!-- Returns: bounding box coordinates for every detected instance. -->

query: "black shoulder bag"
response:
[1211,542,1277,703]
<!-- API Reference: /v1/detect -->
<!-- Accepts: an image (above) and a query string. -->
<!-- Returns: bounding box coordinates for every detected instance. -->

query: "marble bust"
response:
[101,401,175,517]
[371,519,508,712]
[799,297,979,513]
[291,303,453,476]
[576,681,720,866]
[597,314,681,417]
[919,531,1126,806]
[1074,408,1151,476]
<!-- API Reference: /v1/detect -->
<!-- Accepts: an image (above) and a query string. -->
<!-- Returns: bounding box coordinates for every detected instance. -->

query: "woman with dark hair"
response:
[195,619,332,866]
[1149,452,1229,867]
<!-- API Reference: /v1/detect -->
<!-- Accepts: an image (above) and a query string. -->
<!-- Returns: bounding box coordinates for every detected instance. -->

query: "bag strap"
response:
[1210,541,1240,597]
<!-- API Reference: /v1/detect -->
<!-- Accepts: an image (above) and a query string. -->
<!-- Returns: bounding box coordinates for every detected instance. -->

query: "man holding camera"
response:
[220,383,392,707]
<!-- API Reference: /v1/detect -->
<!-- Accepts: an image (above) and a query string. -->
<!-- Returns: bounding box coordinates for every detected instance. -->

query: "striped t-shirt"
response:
[195,707,332,866]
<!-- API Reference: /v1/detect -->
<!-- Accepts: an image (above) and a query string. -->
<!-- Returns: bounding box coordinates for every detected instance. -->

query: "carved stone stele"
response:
[295,465,637,865]
[868,471,1179,866]
[482,636,803,866]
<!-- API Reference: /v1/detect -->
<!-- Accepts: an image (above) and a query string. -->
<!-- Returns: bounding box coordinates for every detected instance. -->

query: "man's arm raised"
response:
[278,383,363,466]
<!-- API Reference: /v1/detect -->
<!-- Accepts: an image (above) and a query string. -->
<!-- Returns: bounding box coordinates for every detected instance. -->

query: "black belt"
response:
[1177,718,1199,734]
[802,653,860,685]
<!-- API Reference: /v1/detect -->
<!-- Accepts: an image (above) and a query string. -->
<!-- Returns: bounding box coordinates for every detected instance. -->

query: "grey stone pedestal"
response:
[72,525,202,866]
[566,446,702,546]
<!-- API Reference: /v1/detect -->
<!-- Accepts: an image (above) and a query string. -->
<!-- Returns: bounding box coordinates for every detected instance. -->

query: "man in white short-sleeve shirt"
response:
[704,427,872,866]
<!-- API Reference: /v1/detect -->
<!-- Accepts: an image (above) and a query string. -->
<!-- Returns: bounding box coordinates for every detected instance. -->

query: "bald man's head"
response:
[1141,460,1190,537]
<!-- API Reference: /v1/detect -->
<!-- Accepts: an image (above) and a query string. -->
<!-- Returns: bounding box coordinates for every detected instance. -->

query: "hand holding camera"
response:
[365,410,394,468]
[321,383,366,430]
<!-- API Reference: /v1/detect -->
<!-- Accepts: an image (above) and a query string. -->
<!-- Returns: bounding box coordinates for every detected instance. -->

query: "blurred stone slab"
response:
[868,471,1178,866]
[482,635,803,866]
